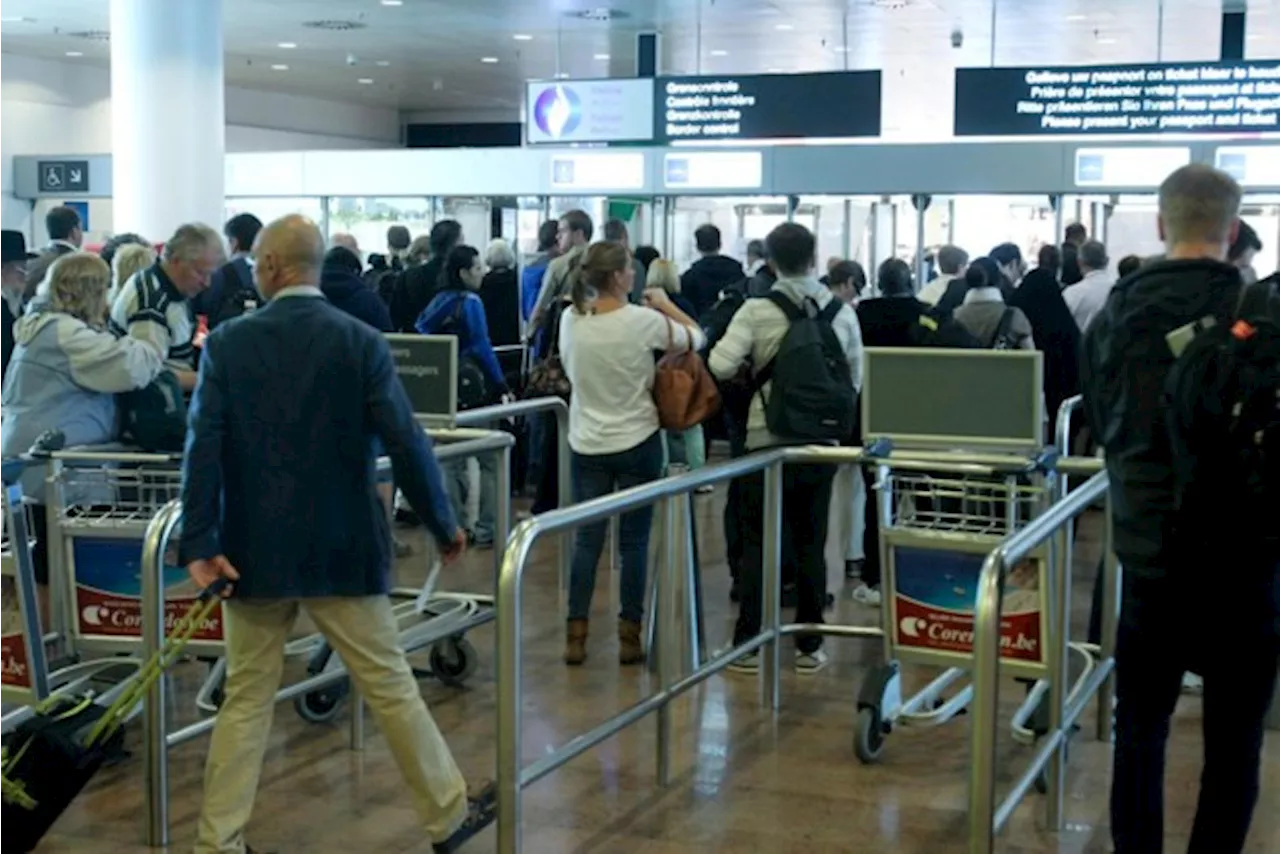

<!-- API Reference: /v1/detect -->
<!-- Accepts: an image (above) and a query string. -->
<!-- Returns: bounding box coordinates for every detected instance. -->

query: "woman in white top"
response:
[559,242,705,666]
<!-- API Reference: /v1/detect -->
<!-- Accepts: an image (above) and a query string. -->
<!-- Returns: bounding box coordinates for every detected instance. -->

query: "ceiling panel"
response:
[0,0,1275,113]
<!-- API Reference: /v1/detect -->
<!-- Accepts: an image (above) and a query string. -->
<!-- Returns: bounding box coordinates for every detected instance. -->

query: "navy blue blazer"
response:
[179,288,457,599]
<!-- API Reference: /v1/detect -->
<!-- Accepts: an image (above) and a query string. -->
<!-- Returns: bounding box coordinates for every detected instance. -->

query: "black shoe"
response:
[845,559,864,580]
[433,782,497,853]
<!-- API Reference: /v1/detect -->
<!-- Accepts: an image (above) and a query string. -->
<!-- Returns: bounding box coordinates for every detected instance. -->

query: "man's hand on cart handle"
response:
[441,528,468,566]
[188,555,240,597]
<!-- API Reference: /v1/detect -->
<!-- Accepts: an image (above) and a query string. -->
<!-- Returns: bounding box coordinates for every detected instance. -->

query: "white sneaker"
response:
[852,583,882,607]
[795,648,829,675]
[1181,672,1204,695]
[726,651,760,675]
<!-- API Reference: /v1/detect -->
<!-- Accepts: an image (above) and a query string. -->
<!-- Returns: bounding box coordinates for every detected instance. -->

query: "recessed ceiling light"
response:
[1096,37,1117,44]
[271,64,289,70]
[1065,14,1088,21]
[380,0,403,6]
[375,59,391,66]
[277,41,297,49]
[2,16,35,23]
[594,53,610,60]
[833,46,851,53]
[775,23,793,31]
[554,72,571,79]
[710,49,728,57]
[481,56,500,63]
[513,34,533,41]
[766,67,784,73]
[65,51,84,57]
[357,77,374,84]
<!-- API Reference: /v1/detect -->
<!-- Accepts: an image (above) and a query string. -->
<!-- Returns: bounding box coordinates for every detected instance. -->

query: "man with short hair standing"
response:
[1062,239,1115,332]
[529,209,593,333]
[110,222,225,391]
[182,214,494,854]
[24,205,84,299]
[918,244,968,306]
[198,213,264,331]
[1081,164,1278,853]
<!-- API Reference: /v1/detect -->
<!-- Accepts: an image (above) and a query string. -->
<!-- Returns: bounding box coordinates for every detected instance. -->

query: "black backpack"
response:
[754,292,856,442]
[1164,275,1280,548]
[206,259,260,331]
[700,285,746,353]
[989,307,1020,350]
[434,294,489,411]
[119,370,187,452]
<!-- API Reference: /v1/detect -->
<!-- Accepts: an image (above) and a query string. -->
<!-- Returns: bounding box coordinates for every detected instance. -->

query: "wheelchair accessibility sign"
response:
[37,160,90,194]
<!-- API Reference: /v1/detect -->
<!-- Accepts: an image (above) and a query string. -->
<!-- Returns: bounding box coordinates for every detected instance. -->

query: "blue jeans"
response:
[568,432,664,623]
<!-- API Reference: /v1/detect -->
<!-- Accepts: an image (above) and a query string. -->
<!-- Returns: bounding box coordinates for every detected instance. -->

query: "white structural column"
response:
[110,0,225,241]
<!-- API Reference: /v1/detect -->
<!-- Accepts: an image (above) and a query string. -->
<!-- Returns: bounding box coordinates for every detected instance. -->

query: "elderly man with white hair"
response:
[109,222,225,391]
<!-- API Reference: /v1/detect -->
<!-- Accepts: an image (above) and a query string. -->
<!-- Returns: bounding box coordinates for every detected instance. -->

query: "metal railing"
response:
[496,444,1108,853]
[968,458,1113,853]
[140,427,515,847]
[455,396,572,592]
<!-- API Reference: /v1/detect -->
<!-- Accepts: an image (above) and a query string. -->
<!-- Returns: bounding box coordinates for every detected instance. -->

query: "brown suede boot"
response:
[618,619,646,665]
[564,619,588,666]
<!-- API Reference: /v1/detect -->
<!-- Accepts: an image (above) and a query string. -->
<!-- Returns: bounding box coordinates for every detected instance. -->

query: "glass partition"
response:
[440,197,493,249]
[324,197,433,256]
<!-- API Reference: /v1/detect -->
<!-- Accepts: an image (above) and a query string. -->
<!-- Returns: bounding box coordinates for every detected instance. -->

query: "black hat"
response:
[1,230,37,265]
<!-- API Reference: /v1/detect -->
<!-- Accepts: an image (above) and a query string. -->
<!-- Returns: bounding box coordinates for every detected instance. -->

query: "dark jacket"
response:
[415,288,508,394]
[478,266,521,348]
[1080,258,1243,580]
[1,297,16,378]
[321,265,393,332]
[681,255,745,319]
[23,242,75,302]
[195,256,259,331]
[1061,242,1083,286]
[391,256,446,333]
[1008,267,1081,434]
[856,296,977,349]
[180,290,457,599]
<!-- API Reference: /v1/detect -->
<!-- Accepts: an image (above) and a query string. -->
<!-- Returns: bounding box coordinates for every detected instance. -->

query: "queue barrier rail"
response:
[496,444,1111,854]
[139,427,515,847]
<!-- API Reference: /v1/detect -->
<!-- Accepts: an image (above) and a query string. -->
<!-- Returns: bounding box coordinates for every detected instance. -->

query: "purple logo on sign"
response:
[533,85,582,139]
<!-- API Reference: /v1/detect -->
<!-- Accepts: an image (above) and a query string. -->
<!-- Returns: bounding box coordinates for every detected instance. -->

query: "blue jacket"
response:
[520,259,550,324]
[321,265,393,332]
[179,287,457,599]
[415,289,507,392]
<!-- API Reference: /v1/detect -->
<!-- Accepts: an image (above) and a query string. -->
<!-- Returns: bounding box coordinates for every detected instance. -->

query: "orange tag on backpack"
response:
[1231,319,1256,341]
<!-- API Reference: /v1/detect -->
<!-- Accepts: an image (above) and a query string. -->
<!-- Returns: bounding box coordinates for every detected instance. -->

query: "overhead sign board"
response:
[524,71,882,146]
[525,78,654,145]
[657,71,881,143]
[385,334,457,427]
[1215,145,1280,186]
[1073,146,1192,187]
[37,159,90,193]
[955,60,1280,136]
[550,152,647,191]
[663,151,763,190]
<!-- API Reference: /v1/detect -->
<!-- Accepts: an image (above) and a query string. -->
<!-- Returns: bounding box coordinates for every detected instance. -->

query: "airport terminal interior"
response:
[1,1,1279,853]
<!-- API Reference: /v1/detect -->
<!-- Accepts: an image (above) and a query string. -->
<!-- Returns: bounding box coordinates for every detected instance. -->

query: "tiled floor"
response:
[28,489,1280,853]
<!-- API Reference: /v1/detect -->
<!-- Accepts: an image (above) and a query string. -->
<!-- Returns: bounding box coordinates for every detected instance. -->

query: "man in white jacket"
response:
[708,223,863,675]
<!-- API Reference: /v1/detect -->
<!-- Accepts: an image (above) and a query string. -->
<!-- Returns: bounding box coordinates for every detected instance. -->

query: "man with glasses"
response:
[110,223,225,391]
[2,229,37,377]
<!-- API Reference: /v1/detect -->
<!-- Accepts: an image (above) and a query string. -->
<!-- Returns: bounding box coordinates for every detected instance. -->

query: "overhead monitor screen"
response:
[955,60,1280,136]
[656,71,882,143]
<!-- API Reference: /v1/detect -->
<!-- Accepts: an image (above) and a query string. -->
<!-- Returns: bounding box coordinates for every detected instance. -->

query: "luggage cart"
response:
[853,454,1096,774]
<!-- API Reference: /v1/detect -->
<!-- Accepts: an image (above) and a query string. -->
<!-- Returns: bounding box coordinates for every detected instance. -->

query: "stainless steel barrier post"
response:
[497,518,532,854]
[1055,395,1083,500]
[1097,491,1120,742]
[1044,527,1067,829]
[762,459,783,711]
[967,548,1004,854]
[655,494,682,787]
[496,443,512,586]
[142,500,182,848]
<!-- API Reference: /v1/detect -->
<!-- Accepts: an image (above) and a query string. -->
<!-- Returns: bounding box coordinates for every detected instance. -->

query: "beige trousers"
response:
[194,596,468,853]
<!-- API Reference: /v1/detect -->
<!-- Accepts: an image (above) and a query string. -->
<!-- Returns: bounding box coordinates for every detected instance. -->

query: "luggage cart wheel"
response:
[294,680,350,723]
[854,707,888,765]
[429,637,477,688]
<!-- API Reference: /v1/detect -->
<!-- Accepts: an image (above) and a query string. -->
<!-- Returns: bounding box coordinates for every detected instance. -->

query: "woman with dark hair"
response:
[392,219,464,332]
[416,244,507,547]
[1009,245,1081,442]
[634,245,660,273]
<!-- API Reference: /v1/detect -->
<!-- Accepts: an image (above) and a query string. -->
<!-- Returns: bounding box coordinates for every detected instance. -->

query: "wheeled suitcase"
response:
[1,580,227,852]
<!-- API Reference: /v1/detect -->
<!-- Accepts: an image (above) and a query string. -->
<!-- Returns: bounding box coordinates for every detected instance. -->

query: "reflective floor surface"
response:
[31,487,1280,853]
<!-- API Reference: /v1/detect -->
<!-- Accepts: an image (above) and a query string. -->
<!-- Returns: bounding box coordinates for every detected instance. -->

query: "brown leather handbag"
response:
[653,318,721,431]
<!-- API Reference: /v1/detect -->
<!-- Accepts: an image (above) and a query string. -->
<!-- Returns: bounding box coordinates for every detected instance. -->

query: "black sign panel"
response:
[656,71,881,143]
[384,334,457,424]
[37,159,90,193]
[955,60,1280,136]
